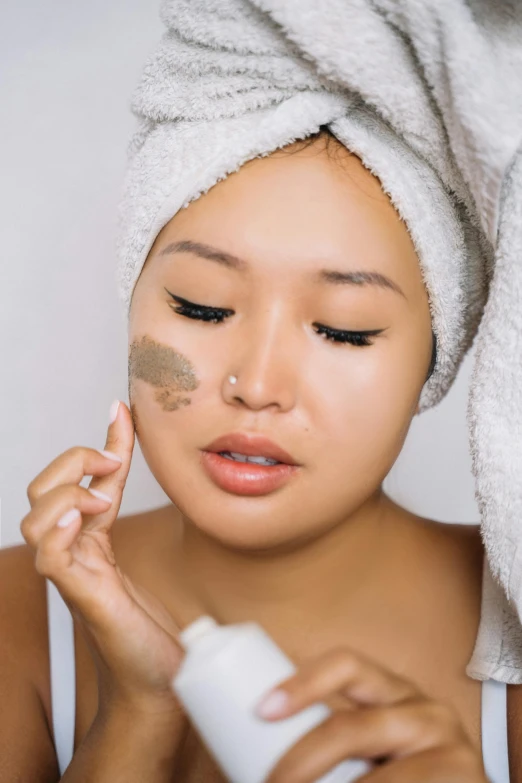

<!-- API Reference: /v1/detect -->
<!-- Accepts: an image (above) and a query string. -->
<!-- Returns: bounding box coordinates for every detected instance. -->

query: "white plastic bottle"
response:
[172,615,371,783]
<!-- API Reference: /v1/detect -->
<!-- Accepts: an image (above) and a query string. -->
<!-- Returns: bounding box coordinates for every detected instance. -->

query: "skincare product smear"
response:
[172,615,371,783]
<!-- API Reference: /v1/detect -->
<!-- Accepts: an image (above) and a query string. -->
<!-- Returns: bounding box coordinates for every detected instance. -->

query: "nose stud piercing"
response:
[228,375,238,385]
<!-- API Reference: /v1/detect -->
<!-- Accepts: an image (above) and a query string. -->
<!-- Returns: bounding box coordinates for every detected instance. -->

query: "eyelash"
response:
[167,293,381,347]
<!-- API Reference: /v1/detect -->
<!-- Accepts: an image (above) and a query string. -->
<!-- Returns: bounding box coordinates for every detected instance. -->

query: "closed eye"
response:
[165,289,385,346]
[312,323,385,346]
[166,290,233,324]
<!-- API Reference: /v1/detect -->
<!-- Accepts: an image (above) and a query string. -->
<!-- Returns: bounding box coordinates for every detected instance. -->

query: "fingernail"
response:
[109,399,120,425]
[57,508,81,528]
[255,689,289,718]
[88,488,113,504]
[97,449,123,463]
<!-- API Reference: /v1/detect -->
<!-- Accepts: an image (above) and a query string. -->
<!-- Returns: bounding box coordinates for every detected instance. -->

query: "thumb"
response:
[86,399,135,525]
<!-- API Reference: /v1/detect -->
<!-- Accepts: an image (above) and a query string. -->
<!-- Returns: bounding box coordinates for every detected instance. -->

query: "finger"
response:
[352,743,486,783]
[265,701,469,783]
[21,484,113,548]
[32,504,121,624]
[83,399,134,530]
[27,446,122,507]
[256,647,419,721]
[34,507,85,578]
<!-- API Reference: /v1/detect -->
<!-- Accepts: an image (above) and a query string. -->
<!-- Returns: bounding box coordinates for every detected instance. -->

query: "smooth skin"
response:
[8,131,522,780]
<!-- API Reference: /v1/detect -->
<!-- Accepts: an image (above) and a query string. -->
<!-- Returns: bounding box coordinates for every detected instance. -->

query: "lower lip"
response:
[200,451,299,496]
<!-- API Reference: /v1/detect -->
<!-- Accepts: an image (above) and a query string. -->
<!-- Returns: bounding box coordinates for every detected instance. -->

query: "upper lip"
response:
[204,433,300,466]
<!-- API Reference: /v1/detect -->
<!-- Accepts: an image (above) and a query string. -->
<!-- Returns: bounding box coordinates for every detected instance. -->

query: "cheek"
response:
[128,334,201,417]
[311,346,416,467]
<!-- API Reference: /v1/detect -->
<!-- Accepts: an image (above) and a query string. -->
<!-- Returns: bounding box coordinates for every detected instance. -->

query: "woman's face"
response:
[128,136,433,550]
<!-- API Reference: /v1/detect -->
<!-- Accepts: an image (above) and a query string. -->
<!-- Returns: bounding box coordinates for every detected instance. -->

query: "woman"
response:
[6,127,518,781]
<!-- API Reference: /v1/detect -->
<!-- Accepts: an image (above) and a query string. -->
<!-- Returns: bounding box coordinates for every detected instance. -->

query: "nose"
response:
[223,305,299,413]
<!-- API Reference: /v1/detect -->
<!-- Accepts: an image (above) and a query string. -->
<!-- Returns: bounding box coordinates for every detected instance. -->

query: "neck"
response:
[172,490,417,656]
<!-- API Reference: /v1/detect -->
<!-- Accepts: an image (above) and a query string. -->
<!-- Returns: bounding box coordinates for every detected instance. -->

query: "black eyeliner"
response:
[165,288,385,345]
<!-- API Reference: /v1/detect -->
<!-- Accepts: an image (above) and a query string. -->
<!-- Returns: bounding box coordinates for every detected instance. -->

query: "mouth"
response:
[200,432,301,496]
[217,451,281,466]
[200,452,299,496]
[203,432,299,466]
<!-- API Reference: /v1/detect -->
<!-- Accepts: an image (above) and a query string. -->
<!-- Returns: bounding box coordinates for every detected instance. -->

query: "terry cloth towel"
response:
[115,1,522,682]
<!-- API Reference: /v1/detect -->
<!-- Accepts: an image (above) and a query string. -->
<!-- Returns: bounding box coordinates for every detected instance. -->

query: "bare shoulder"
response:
[413,514,484,571]
[0,503,179,682]
[0,540,59,779]
[440,520,484,564]
[0,540,50,685]
[422,518,485,603]
[416,518,522,781]
[436,525,522,782]
[0,505,177,780]
[420,515,483,548]
[0,504,177,662]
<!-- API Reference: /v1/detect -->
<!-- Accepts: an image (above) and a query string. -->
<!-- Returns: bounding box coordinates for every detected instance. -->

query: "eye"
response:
[166,290,234,324]
[313,323,384,346]
[165,289,384,344]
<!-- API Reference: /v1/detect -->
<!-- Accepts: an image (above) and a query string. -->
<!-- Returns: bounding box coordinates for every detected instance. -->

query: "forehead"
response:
[184,141,395,231]
[147,139,420,289]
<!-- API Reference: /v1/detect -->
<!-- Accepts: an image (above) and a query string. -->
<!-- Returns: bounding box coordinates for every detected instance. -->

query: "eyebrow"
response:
[158,239,407,300]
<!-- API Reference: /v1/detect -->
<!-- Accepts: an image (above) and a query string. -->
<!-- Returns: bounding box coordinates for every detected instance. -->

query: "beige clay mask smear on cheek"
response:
[128,335,200,412]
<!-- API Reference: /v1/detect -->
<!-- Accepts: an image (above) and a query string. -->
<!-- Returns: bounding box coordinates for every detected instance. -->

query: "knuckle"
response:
[47,483,83,508]
[416,700,461,742]
[27,446,85,505]
[66,445,84,462]
[74,483,92,503]
[372,698,427,744]
[54,483,85,506]
[19,514,34,544]
[34,548,56,578]
[21,484,83,545]
[376,703,406,738]
[327,646,360,676]
[26,477,42,505]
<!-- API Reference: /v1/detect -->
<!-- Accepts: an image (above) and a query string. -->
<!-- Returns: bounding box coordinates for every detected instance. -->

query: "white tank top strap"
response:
[481,678,510,783]
[46,578,76,777]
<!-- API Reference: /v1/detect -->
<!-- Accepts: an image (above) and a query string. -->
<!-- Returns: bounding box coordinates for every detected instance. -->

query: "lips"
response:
[200,451,299,496]
[203,432,299,466]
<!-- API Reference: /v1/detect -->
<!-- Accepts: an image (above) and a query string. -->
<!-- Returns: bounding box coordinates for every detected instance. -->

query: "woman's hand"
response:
[21,400,186,726]
[255,646,488,783]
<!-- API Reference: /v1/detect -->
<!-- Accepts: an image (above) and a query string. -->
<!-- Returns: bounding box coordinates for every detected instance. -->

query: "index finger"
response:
[256,647,420,721]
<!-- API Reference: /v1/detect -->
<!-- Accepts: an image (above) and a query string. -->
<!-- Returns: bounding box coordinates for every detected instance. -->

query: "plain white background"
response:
[0,0,480,549]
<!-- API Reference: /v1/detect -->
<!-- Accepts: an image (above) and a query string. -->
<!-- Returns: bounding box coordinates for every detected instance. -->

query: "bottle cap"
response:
[179,615,219,650]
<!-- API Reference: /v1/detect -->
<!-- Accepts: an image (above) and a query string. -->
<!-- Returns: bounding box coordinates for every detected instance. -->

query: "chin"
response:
[171,491,311,552]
